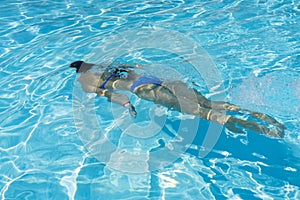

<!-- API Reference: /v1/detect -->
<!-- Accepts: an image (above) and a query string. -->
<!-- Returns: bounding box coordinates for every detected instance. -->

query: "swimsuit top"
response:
[100,67,128,89]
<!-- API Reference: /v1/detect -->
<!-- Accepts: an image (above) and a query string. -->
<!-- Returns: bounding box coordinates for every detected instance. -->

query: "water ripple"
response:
[0,0,299,199]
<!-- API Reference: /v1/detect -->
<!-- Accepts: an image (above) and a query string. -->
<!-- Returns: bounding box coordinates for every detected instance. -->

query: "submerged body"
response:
[70,61,285,138]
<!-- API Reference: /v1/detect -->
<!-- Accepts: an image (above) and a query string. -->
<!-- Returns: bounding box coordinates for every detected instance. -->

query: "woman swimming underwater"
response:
[70,61,285,138]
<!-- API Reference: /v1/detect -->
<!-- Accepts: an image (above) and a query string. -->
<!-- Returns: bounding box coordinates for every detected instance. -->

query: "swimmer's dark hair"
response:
[70,61,94,73]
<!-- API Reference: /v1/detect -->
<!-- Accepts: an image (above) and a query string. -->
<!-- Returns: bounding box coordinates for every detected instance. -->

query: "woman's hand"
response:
[123,102,137,118]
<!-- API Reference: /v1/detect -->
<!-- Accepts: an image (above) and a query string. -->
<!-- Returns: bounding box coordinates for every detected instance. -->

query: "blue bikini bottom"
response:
[130,76,162,92]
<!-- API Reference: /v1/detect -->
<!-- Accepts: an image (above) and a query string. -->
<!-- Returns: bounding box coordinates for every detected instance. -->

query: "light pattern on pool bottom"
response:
[0,0,300,199]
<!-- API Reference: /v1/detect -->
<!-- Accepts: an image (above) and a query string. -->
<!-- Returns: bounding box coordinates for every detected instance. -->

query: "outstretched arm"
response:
[96,89,137,118]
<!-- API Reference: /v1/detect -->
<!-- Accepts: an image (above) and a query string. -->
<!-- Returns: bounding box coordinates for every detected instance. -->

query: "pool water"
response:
[1,0,300,199]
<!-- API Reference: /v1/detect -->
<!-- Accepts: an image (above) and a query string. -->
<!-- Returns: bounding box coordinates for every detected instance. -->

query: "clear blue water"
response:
[1,0,300,199]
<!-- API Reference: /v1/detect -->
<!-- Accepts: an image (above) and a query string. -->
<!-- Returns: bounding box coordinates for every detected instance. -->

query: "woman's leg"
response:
[135,82,284,138]
[135,83,206,117]
[203,98,285,129]
[162,81,285,137]
[190,88,285,130]
[224,116,284,138]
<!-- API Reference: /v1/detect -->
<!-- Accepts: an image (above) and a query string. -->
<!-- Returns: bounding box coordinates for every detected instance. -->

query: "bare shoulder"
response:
[79,72,100,81]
